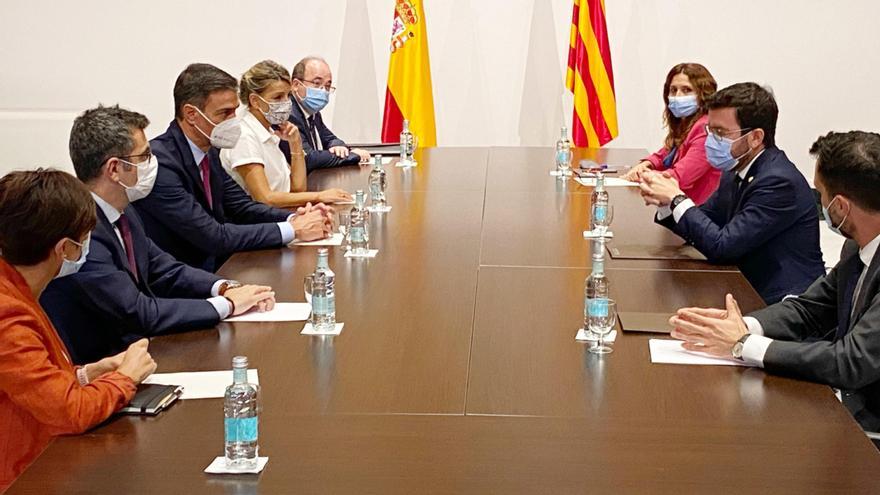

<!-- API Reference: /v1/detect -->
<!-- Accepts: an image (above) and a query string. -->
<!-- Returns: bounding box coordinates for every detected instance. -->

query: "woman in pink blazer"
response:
[624,63,720,205]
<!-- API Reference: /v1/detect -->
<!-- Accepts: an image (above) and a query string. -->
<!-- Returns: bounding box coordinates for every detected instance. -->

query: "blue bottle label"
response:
[225,417,258,443]
[312,294,327,315]
[350,226,365,243]
[594,205,607,222]
[588,299,609,317]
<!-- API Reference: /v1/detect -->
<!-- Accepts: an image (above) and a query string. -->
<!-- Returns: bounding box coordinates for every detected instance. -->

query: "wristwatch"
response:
[731,334,750,360]
[670,194,689,210]
[218,280,242,296]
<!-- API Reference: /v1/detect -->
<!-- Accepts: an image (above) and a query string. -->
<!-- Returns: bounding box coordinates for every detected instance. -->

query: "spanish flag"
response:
[381,0,437,147]
[566,0,618,147]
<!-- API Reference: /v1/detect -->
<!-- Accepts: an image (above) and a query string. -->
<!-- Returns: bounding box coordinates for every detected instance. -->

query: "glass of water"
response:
[592,204,614,237]
[587,298,617,354]
[337,210,350,250]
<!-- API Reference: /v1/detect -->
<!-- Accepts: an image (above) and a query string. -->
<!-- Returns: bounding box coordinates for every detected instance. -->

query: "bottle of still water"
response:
[349,190,370,254]
[584,238,610,330]
[311,248,336,331]
[224,356,260,469]
[369,154,387,209]
[555,126,572,176]
[590,171,609,231]
[400,119,415,165]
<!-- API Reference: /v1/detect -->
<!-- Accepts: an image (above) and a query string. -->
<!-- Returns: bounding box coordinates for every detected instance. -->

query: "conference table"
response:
[10,147,880,493]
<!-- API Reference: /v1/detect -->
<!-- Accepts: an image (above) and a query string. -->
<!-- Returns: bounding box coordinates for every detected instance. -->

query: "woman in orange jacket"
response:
[0,169,157,491]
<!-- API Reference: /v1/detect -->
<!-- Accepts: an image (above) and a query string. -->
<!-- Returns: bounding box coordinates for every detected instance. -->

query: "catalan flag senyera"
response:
[381,0,437,147]
[566,0,618,147]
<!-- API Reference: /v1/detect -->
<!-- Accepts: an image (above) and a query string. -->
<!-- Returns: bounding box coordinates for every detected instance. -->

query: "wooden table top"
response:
[11,147,880,494]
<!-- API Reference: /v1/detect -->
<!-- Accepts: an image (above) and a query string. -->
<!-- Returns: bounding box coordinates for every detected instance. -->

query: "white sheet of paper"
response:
[301,322,345,336]
[204,456,269,474]
[223,303,311,322]
[576,329,618,342]
[649,339,749,367]
[290,233,344,246]
[575,177,639,187]
[333,200,355,205]
[143,369,259,399]
[345,249,379,258]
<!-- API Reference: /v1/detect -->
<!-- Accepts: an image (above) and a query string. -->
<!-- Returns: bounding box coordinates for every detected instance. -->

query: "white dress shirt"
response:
[220,111,291,194]
[741,233,880,366]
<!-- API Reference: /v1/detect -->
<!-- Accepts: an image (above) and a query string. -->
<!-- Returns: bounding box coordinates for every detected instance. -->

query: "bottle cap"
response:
[232,356,248,368]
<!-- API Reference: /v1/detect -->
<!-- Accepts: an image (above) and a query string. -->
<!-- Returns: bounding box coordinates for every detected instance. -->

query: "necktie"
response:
[837,257,865,338]
[307,116,319,150]
[199,155,213,209]
[115,214,139,283]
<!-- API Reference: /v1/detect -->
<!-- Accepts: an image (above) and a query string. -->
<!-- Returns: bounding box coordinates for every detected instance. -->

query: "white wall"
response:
[1,0,878,179]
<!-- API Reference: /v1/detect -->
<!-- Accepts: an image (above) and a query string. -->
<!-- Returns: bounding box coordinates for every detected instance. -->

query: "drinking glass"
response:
[587,298,617,354]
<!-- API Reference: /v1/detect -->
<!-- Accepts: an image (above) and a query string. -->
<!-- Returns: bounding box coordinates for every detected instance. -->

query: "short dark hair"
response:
[291,56,326,81]
[0,169,96,266]
[705,82,778,148]
[69,104,150,183]
[811,131,880,212]
[173,63,237,118]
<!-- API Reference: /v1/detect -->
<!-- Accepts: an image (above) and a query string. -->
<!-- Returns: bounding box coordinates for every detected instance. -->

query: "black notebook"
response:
[120,383,183,416]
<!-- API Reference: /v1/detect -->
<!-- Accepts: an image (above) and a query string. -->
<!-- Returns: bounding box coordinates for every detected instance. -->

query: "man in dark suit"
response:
[639,83,824,304]
[669,130,880,432]
[42,105,278,364]
[285,56,371,172]
[134,63,331,272]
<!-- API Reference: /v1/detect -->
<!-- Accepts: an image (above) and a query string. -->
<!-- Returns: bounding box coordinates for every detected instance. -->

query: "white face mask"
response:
[189,105,242,149]
[254,94,293,126]
[55,233,90,279]
[118,155,158,202]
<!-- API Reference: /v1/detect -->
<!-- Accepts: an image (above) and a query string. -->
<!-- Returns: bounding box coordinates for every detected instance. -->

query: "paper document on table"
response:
[143,370,259,399]
[649,339,749,367]
[290,233,344,246]
[575,177,639,187]
[223,303,311,322]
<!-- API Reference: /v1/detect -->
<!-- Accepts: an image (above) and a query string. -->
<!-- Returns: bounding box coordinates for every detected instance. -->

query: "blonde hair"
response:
[239,60,291,105]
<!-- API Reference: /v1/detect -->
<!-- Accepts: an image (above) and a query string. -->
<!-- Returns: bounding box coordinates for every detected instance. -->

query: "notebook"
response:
[606,244,707,261]
[119,383,183,415]
[618,312,673,334]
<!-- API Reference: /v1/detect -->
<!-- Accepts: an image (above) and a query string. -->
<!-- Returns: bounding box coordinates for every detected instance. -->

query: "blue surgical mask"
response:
[705,132,751,172]
[668,95,699,118]
[55,233,90,279]
[822,196,849,237]
[300,87,329,113]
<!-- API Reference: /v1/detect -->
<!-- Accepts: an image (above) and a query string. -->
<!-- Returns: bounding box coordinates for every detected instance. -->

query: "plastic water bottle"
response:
[590,171,609,231]
[555,126,572,176]
[369,154,387,209]
[349,190,370,254]
[311,248,336,331]
[224,356,260,469]
[584,238,610,332]
[400,119,415,165]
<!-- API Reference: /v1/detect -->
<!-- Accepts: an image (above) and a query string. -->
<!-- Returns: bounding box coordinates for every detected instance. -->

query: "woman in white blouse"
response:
[221,60,351,207]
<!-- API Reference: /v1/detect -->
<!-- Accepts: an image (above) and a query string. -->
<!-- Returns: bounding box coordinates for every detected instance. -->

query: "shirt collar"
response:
[860,234,880,268]
[737,149,766,180]
[242,110,279,145]
[185,134,207,168]
[293,94,314,118]
[91,192,121,224]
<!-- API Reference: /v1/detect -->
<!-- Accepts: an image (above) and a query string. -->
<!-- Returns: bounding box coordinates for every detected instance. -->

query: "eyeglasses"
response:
[299,79,336,94]
[117,151,153,166]
[704,125,752,142]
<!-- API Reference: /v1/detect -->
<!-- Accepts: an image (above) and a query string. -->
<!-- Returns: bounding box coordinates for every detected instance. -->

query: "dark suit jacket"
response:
[658,147,824,304]
[285,97,360,172]
[134,120,291,272]
[41,205,221,365]
[750,240,880,431]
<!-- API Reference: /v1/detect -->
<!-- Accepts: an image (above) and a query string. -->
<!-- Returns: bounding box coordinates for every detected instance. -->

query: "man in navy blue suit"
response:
[134,63,332,272]
[285,56,371,172]
[42,105,279,364]
[639,82,824,304]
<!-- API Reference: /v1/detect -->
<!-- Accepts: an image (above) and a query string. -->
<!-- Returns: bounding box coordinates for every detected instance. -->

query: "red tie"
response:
[200,155,213,209]
[115,214,139,282]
